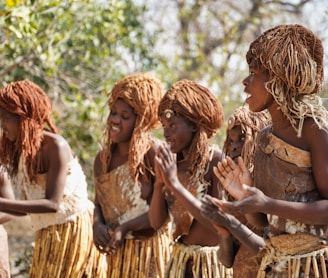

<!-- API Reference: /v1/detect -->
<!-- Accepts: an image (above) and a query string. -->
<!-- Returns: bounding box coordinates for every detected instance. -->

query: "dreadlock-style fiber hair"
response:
[158,79,224,177]
[0,80,58,181]
[246,24,328,137]
[223,106,271,171]
[101,72,164,181]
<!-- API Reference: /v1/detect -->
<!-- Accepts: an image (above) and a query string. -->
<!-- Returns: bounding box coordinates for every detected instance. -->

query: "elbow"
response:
[48,200,61,213]
[149,214,166,230]
[150,221,164,230]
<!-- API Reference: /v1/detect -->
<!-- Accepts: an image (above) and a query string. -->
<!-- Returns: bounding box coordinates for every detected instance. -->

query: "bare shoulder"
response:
[209,144,225,166]
[302,118,328,150]
[93,150,105,177]
[42,131,72,159]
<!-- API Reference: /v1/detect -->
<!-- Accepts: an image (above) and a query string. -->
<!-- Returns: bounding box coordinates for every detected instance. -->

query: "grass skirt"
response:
[106,226,171,278]
[165,242,233,278]
[29,209,107,278]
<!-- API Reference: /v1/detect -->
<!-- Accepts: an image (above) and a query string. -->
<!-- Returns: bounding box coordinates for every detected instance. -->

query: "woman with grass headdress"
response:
[149,79,234,277]
[93,72,171,278]
[0,80,106,277]
[201,24,328,277]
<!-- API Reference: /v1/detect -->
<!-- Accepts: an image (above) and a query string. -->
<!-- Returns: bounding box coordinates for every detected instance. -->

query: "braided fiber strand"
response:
[0,80,58,181]
[158,79,224,179]
[246,24,328,137]
[223,106,271,171]
[101,73,164,181]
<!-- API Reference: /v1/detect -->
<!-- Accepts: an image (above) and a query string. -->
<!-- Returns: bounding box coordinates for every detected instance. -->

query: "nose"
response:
[228,141,240,153]
[163,128,171,140]
[109,114,120,124]
[242,76,248,86]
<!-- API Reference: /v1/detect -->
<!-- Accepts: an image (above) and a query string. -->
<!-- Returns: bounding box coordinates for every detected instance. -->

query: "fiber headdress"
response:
[158,79,224,177]
[223,106,271,171]
[246,24,328,137]
[102,72,164,180]
[0,80,57,180]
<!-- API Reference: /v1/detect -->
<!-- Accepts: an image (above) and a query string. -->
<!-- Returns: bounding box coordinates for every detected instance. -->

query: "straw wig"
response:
[158,79,224,177]
[223,106,271,171]
[246,24,328,137]
[0,80,58,181]
[102,72,164,180]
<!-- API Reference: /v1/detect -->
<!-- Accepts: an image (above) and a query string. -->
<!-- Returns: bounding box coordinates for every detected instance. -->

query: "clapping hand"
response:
[214,156,253,200]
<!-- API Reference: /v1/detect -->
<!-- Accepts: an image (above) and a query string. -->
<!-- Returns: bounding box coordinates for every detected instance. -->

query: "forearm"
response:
[265,198,328,225]
[122,213,153,232]
[149,184,168,229]
[0,198,59,214]
[93,204,106,225]
[224,217,264,255]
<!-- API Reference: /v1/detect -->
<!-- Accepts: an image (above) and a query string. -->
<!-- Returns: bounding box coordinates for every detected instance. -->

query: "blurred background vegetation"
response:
[1,0,327,197]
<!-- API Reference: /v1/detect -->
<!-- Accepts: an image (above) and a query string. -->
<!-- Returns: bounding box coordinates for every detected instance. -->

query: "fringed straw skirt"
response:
[165,242,233,278]
[257,233,328,278]
[106,226,171,278]
[29,209,107,278]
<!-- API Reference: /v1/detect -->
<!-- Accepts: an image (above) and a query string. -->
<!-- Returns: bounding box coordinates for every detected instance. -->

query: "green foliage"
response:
[0,0,159,189]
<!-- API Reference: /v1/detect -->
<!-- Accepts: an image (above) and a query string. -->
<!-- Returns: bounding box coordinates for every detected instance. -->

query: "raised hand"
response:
[214,156,253,200]
[155,145,178,190]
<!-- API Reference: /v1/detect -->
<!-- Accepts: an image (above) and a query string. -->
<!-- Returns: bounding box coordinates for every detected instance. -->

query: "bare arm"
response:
[0,169,17,221]
[201,195,265,255]
[148,147,169,229]
[0,133,70,215]
[217,122,328,226]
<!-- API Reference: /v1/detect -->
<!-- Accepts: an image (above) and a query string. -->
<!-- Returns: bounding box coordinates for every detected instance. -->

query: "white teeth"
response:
[111,126,120,132]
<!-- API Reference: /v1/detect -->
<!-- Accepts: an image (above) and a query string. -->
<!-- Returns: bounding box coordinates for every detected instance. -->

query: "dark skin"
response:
[93,99,157,255]
[0,108,73,216]
[225,125,245,161]
[148,114,235,267]
[201,60,328,255]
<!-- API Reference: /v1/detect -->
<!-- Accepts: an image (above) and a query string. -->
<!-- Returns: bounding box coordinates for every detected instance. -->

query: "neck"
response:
[269,105,292,132]
[114,142,130,156]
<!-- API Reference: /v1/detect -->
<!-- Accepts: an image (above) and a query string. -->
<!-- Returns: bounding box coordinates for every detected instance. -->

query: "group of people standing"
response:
[0,23,327,278]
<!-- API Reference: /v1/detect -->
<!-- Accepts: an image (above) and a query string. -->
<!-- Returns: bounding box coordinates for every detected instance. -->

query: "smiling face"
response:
[161,114,195,154]
[0,108,20,142]
[242,60,274,112]
[225,125,245,161]
[107,98,137,144]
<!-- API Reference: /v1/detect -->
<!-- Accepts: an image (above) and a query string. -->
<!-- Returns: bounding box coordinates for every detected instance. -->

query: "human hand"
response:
[154,149,165,189]
[217,185,268,216]
[155,145,179,190]
[201,195,233,229]
[214,156,253,200]
[93,221,112,254]
[107,224,128,255]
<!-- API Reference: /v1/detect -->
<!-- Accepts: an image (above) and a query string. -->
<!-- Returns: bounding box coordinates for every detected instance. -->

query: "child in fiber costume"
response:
[0,80,106,277]
[149,79,233,277]
[201,24,328,278]
[221,106,271,278]
[93,73,171,278]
